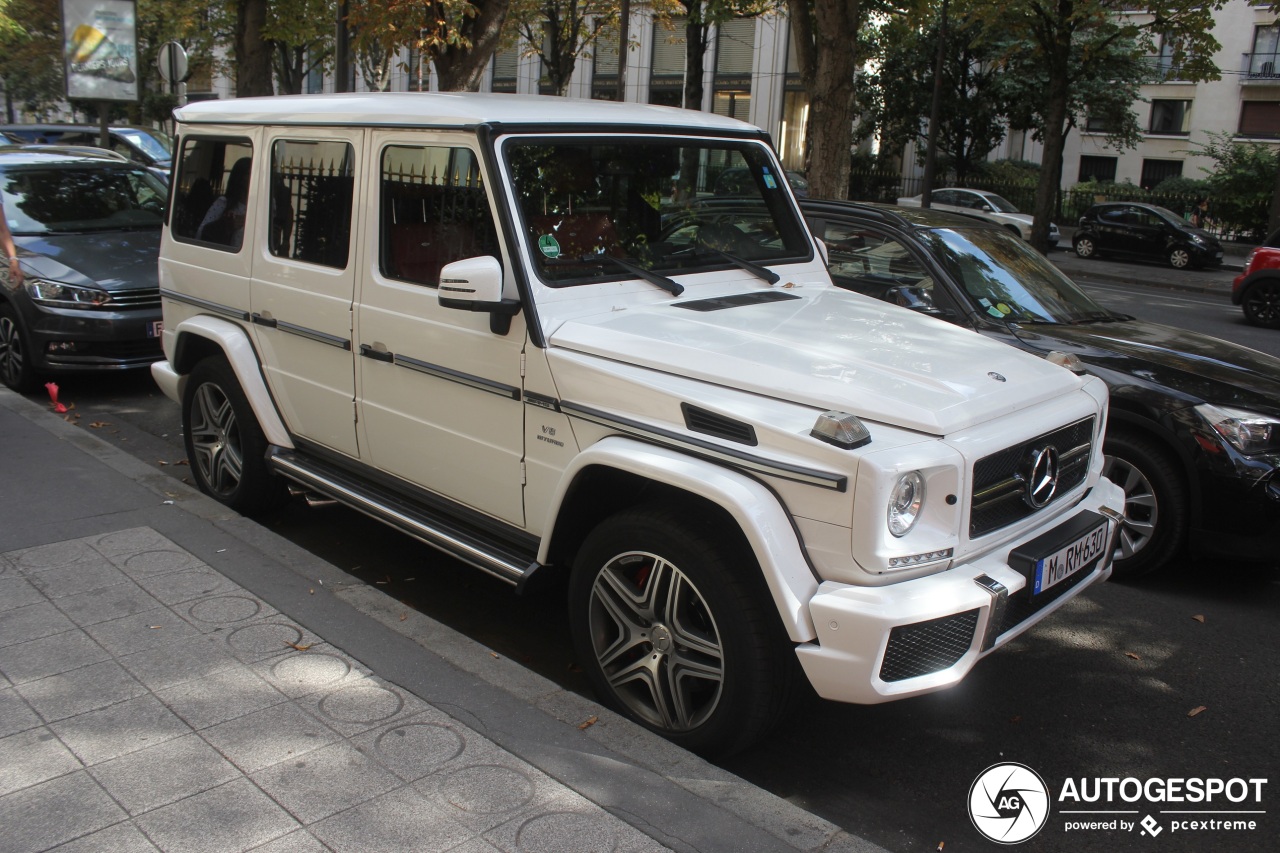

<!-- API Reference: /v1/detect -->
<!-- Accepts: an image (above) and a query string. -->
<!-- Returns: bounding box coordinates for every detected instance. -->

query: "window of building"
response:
[650,19,685,105]
[1084,113,1111,133]
[269,140,354,269]
[380,146,500,288]
[1140,158,1182,190]
[491,47,518,94]
[1148,100,1191,135]
[1251,25,1280,78]
[715,19,755,76]
[1151,35,1184,81]
[592,27,620,101]
[1240,101,1280,138]
[1078,155,1118,183]
[172,137,253,250]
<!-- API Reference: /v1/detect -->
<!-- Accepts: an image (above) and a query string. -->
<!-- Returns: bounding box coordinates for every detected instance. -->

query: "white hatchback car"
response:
[897,187,1059,246]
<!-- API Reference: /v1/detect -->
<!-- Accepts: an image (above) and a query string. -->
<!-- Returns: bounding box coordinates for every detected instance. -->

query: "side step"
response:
[267,447,542,589]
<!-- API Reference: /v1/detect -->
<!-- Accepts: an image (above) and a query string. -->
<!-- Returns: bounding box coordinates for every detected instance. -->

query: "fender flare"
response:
[167,315,292,448]
[540,436,820,642]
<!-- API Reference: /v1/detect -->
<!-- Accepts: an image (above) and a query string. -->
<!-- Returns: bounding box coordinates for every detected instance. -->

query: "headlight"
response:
[25,279,111,308]
[1189,234,1207,245]
[1196,404,1280,455]
[887,471,925,537]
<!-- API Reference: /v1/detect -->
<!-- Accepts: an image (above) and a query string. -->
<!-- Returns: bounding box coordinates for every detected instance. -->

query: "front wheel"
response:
[1102,431,1187,579]
[569,504,799,757]
[0,302,40,393]
[1168,246,1192,269]
[1074,235,1098,259]
[182,356,283,513]
[1241,279,1280,328]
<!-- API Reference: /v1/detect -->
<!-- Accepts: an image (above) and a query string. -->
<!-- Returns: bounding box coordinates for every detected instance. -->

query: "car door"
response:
[249,130,363,458]
[1094,205,1133,252]
[354,135,526,526]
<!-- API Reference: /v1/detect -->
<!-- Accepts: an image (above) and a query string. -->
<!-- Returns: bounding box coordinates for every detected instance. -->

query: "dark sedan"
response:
[1073,201,1223,270]
[802,199,1280,578]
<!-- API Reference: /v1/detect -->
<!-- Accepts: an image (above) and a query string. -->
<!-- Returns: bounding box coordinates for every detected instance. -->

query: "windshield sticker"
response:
[996,303,1012,315]
[762,167,778,190]
[538,234,561,259]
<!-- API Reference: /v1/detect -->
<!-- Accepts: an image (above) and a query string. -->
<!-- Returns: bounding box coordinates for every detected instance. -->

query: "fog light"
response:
[47,341,83,353]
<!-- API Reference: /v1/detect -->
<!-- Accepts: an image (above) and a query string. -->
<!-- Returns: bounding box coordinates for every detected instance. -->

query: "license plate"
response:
[147,320,163,338]
[1033,520,1108,595]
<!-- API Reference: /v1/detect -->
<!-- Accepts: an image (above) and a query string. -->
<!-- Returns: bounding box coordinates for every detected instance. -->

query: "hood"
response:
[1008,317,1280,413]
[15,230,160,291]
[549,287,1085,435]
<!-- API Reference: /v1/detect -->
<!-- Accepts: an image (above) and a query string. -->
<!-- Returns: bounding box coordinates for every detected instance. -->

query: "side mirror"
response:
[438,256,521,335]
[981,203,993,212]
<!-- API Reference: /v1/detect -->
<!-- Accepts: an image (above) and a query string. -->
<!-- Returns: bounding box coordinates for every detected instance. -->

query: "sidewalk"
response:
[0,388,887,853]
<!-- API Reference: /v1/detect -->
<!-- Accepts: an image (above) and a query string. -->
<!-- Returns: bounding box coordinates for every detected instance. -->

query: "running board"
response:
[267,447,542,589]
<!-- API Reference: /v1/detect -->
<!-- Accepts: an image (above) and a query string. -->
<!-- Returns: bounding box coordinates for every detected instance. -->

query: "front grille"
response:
[879,609,980,682]
[969,417,1094,538]
[108,288,161,309]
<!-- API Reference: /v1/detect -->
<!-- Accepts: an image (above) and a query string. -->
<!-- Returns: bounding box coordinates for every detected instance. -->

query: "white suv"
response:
[153,93,1123,757]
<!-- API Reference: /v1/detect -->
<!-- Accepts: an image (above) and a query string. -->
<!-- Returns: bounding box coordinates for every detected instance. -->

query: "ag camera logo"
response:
[969,763,1051,844]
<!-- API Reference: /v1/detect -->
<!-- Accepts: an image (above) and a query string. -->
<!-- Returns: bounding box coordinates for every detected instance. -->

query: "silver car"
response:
[897,187,1059,246]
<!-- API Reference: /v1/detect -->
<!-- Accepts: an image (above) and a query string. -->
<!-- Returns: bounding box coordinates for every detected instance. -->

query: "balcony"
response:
[1242,51,1280,82]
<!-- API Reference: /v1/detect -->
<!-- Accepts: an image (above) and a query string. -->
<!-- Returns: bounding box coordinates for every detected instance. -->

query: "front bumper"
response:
[795,477,1123,704]
[21,301,163,372]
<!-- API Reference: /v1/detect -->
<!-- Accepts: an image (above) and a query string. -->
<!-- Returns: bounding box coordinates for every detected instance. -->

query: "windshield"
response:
[981,193,1020,214]
[504,137,812,285]
[921,227,1115,324]
[1,165,168,234]
[117,128,173,162]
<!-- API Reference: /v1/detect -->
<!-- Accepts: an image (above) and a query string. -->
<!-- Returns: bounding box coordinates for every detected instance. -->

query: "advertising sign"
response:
[61,0,139,101]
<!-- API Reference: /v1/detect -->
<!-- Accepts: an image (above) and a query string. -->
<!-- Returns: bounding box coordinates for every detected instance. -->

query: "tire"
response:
[1241,279,1280,328]
[1074,235,1097,259]
[0,302,40,394]
[569,504,799,757]
[1101,431,1187,579]
[182,356,284,514]
[1168,245,1192,269]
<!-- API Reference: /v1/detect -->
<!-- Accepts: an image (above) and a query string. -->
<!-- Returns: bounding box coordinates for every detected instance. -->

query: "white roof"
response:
[174,92,762,134]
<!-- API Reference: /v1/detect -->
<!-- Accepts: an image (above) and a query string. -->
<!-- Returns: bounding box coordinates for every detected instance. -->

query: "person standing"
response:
[0,201,22,285]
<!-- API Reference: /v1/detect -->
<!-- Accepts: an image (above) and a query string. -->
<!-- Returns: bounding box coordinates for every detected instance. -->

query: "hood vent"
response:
[674,291,800,312]
[681,403,758,445]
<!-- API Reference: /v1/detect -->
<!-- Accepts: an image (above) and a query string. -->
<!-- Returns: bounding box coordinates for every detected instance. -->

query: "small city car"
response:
[0,150,167,392]
[0,124,173,177]
[1074,201,1223,269]
[897,187,1059,246]
[1232,230,1280,328]
[803,199,1280,577]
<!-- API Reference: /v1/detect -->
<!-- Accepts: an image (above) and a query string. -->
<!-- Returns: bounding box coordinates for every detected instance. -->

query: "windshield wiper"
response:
[696,246,780,284]
[577,253,684,296]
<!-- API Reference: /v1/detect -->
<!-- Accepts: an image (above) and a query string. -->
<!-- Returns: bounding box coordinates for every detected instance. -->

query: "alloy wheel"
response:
[0,314,24,387]
[1102,453,1158,560]
[188,381,245,498]
[1243,280,1280,328]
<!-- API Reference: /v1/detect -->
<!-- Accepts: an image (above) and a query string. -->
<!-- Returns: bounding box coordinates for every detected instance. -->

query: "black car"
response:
[801,199,1280,578]
[1073,201,1223,269]
[0,150,167,393]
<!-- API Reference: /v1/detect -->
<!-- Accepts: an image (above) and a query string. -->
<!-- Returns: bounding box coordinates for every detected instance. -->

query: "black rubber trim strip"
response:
[250,313,278,328]
[560,401,847,492]
[392,353,521,400]
[273,320,351,351]
[159,289,249,321]
[523,391,561,412]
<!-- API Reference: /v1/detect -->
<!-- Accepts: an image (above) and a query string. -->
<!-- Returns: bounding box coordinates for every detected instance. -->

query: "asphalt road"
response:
[22,258,1280,853]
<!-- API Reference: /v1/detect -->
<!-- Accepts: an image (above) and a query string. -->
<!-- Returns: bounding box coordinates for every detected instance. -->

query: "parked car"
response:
[802,198,1280,578]
[1073,201,1223,269]
[152,94,1124,756]
[0,124,172,176]
[0,150,167,393]
[1231,229,1280,328]
[714,166,809,197]
[896,187,1059,246]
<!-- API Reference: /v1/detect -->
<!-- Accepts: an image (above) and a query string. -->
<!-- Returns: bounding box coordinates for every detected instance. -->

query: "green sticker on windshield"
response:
[538,234,561,259]
[996,303,1012,315]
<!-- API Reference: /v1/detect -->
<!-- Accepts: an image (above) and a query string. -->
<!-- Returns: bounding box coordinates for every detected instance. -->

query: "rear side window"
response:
[172,137,253,251]
[270,139,355,269]
[380,145,500,287]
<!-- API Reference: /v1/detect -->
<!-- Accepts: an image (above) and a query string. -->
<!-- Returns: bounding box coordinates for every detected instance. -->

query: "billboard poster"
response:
[61,0,139,101]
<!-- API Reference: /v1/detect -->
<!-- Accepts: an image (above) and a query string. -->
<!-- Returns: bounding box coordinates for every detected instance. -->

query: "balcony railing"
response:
[1242,51,1280,79]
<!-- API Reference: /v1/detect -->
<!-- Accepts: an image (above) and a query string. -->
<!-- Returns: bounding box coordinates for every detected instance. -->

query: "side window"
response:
[171,137,253,251]
[270,139,354,269]
[819,222,931,297]
[380,145,500,287]
[932,190,956,206]
[1099,207,1126,225]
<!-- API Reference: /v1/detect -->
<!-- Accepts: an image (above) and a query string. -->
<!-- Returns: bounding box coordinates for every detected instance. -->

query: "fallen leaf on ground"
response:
[89,421,110,428]
[175,459,189,466]
[285,642,312,651]
[578,716,599,730]
[1188,706,1207,717]
[309,588,314,595]
[1125,652,1141,660]
[490,652,500,659]
[157,460,168,466]
[1192,614,1205,623]
[399,613,407,621]
[149,625,163,629]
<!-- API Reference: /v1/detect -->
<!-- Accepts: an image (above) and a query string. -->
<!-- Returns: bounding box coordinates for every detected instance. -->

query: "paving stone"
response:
[90,733,240,816]
[255,647,368,698]
[0,726,82,797]
[6,540,102,574]
[138,567,238,607]
[133,778,301,853]
[120,632,239,692]
[27,559,130,600]
[309,785,474,853]
[156,665,289,731]
[0,771,127,852]
[114,548,207,581]
[47,821,161,852]
[0,576,45,615]
[200,701,340,774]
[85,607,204,658]
[0,687,40,739]
[250,740,402,824]
[0,601,78,650]
[90,528,185,564]
[54,580,161,628]
[0,627,109,685]
[416,759,568,835]
[357,713,469,783]
[50,693,192,766]
[224,620,322,664]
[17,659,148,723]
[182,594,278,632]
[242,829,329,853]
[303,677,431,737]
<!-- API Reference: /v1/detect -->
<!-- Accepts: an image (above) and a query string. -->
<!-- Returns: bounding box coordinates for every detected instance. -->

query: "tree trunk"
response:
[435,0,510,92]
[1030,51,1072,254]
[786,0,860,200]
[235,0,274,97]
[682,17,708,111]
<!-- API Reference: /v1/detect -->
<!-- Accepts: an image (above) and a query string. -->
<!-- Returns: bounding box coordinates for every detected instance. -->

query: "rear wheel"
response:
[569,504,799,757]
[1102,431,1187,579]
[1074,235,1098,259]
[1168,246,1192,269]
[0,302,40,393]
[182,356,283,513]
[1242,278,1280,328]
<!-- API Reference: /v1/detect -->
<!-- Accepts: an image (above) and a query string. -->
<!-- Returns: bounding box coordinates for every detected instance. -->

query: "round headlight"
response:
[888,471,925,537]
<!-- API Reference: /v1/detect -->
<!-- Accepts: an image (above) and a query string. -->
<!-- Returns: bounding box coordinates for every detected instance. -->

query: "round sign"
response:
[157,42,189,83]
[968,762,1051,844]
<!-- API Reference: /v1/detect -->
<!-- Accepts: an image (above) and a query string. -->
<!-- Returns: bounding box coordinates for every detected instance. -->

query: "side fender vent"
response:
[681,403,758,446]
